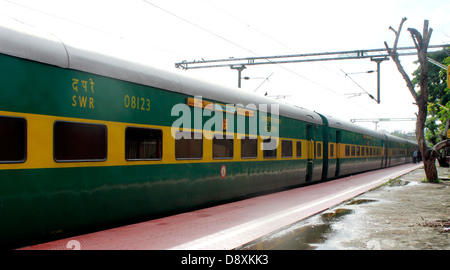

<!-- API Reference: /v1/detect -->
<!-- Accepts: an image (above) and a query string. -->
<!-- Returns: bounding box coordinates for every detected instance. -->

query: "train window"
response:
[296,141,302,157]
[263,138,277,159]
[356,146,360,157]
[317,142,322,158]
[54,121,107,162]
[125,127,162,160]
[213,134,233,159]
[282,140,293,158]
[241,136,257,159]
[0,116,26,163]
[330,144,334,158]
[351,146,356,157]
[175,131,203,159]
[345,145,350,157]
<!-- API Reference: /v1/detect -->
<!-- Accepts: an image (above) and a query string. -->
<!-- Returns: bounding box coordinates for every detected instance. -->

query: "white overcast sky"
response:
[1,0,450,133]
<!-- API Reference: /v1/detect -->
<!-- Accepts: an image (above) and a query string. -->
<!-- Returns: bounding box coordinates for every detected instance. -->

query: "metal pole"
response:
[376,61,381,104]
[371,57,389,104]
[230,65,246,88]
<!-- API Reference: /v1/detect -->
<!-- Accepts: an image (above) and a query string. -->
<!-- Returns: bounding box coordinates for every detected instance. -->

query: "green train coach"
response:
[0,18,417,248]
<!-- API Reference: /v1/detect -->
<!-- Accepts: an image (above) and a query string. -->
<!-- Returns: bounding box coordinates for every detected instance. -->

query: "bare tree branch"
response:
[385,50,419,101]
[408,28,422,51]
[423,20,433,47]
[385,18,420,101]
[393,17,407,50]
[389,26,397,36]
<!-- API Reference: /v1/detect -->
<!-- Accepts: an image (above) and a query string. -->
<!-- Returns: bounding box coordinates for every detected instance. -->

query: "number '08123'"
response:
[124,95,150,111]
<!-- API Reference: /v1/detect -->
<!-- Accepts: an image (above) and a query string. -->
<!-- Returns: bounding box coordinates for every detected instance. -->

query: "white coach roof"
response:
[0,16,324,125]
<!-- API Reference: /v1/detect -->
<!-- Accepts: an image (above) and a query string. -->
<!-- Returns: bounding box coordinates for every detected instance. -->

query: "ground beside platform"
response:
[240,165,449,250]
[340,166,449,250]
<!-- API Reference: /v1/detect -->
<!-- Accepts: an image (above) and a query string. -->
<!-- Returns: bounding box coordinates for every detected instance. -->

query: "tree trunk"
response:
[429,139,450,181]
[416,101,439,181]
[423,154,438,181]
[415,73,438,181]
[385,18,439,182]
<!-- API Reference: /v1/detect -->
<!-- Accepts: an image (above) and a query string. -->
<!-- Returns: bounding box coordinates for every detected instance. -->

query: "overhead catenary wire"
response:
[340,69,377,102]
[142,0,259,57]
[3,0,184,58]
[202,0,344,78]
[202,0,294,51]
[141,0,385,119]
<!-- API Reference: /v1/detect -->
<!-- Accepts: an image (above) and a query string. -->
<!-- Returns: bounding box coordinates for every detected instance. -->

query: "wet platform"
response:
[19,163,422,250]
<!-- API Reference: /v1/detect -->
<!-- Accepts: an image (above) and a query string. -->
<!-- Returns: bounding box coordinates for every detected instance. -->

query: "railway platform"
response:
[19,163,422,250]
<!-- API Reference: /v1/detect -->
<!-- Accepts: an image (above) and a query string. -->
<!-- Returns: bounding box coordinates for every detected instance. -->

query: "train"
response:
[0,17,417,248]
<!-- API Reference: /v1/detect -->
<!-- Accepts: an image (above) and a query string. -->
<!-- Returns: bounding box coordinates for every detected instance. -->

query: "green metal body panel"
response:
[0,160,309,247]
[0,53,181,126]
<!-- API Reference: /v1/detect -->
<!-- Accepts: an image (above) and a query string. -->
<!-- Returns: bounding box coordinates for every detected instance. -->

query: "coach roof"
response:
[0,16,323,125]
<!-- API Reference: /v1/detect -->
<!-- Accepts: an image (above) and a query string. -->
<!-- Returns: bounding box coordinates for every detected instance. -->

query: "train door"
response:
[335,130,341,177]
[382,141,389,168]
[387,142,391,167]
[305,124,314,182]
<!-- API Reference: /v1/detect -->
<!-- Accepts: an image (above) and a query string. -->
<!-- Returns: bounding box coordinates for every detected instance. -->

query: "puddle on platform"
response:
[239,208,355,250]
[387,179,419,187]
[345,199,377,205]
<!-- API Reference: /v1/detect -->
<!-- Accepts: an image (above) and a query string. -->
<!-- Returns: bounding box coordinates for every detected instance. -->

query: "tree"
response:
[384,18,450,182]
[413,51,450,167]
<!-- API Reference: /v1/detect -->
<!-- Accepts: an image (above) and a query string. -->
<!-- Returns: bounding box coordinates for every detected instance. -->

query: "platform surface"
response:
[20,164,422,250]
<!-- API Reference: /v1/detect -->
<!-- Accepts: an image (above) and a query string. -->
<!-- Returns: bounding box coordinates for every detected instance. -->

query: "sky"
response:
[1,0,450,133]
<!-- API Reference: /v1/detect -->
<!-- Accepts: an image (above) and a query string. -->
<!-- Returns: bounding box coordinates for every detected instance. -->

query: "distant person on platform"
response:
[412,149,418,163]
